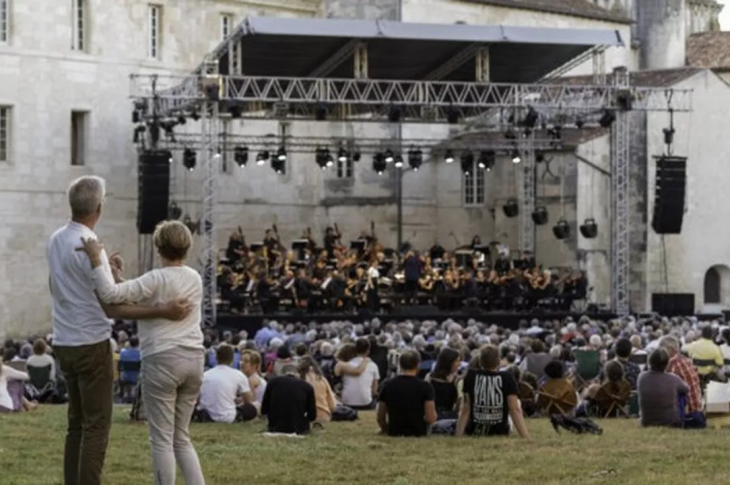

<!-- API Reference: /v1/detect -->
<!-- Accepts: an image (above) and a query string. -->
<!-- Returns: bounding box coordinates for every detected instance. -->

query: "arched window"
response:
[704,267,721,304]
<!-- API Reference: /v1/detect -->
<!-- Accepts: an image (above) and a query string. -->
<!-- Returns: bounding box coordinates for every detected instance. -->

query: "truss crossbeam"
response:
[130,75,693,121]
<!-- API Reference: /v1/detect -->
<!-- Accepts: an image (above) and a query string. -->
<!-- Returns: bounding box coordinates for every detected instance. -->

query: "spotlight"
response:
[504,128,517,140]
[384,149,395,163]
[478,150,495,171]
[531,206,549,226]
[325,149,334,167]
[276,147,287,162]
[234,146,249,168]
[535,150,545,163]
[460,151,475,175]
[271,156,285,174]
[407,147,423,171]
[447,107,461,124]
[394,155,404,168]
[133,125,146,143]
[163,120,176,141]
[388,105,403,123]
[523,107,539,128]
[183,148,196,171]
[580,218,598,239]
[444,150,455,164]
[132,110,140,124]
[315,147,328,170]
[599,109,616,128]
[190,111,201,121]
[315,103,328,121]
[511,148,521,164]
[503,199,519,218]
[575,117,585,129]
[338,147,349,163]
[229,103,243,119]
[553,218,570,240]
[353,151,361,162]
[256,150,269,166]
[372,152,387,175]
[177,114,186,125]
[616,89,633,111]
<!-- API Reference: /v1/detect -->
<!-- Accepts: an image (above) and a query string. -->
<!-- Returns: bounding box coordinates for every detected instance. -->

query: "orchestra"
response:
[217,225,588,314]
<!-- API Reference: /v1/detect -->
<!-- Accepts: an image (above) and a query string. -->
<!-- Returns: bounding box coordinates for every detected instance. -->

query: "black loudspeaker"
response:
[580,218,598,239]
[651,293,694,317]
[503,199,519,218]
[552,218,570,240]
[652,156,686,234]
[531,206,549,225]
[137,150,171,234]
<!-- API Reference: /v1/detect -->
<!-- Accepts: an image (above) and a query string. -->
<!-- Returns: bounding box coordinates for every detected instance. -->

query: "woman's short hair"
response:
[648,348,670,373]
[604,360,624,382]
[153,221,192,261]
[33,339,47,356]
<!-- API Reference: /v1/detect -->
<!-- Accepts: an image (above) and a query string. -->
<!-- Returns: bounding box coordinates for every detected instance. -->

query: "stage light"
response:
[177,114,186,125]
[504,128,517,140]
[256,150,269,166]
[384,149,395,163]
[133,125,146,143]
[444,150,455,164]
[394,154,404,168]
[276,147,287,162]
[373,152,387,175]
[447,107,461,124]
[271,156,285,174]
[388,105,402,123]
[553,218,570,240]
[460,151,474,176]
[535,150,545,163]
[315,147,328,170]
[234,146,248,168]
[353,151,361,162]
[407,147,423,171]
[599,109,616,128]
[478,150,495,171]
[531,206,549,225]
[315,103,328,121]
[575,117,585,129]
[580,218,598,239]
[503,199,519,218]
[338,147,348,163]
[325,149,334,167]
[523,107,539,128]
[511,148,522,164]
[132,110,140,124]
[617,89,632,111]
[229,103,243,119]
[183,148,196,171]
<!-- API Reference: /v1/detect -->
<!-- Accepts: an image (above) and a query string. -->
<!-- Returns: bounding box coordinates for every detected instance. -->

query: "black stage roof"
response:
[210,16,623,83]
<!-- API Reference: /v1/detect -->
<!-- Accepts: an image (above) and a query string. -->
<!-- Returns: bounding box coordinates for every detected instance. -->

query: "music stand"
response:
[350,240,366,252]
[250,242,263,253]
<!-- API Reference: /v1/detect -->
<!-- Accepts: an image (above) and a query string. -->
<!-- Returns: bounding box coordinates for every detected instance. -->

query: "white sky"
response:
[720,0,730,30]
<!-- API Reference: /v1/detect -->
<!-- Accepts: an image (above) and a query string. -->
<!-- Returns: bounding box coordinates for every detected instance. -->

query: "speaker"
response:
[651,293,694,317]
[552,218,570,240]
[531,206,549,225]
[652,156,686,234]
[137,150,171,234]
[503,199,519,218]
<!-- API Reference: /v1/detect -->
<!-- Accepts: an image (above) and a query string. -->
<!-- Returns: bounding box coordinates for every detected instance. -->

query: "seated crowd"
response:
[218,227,587,315]
[4,314,728,438]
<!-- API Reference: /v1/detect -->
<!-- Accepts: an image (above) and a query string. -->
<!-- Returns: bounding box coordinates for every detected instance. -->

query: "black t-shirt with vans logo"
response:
[463,369,518,436]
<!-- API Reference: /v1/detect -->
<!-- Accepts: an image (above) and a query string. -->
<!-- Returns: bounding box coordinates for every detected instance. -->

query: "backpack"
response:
[331,404,358,422]
[550,414,602,435]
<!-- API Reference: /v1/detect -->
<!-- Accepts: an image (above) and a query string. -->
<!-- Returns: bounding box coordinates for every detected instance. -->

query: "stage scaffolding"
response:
[130,17,692,322]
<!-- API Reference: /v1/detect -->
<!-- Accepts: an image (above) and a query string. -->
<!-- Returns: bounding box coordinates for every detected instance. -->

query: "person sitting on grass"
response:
[337,338,380,410]
[241,349,267,409]
[377,350,437,437]
[456,345,530,439]
[600,338,640,390]
[426,347,461,420]
[0,359,37,413]
[637,348,688,428]
[261,364,317,435]
[577,360,627,416]
[198,344,257,423]
[298,356,337,424]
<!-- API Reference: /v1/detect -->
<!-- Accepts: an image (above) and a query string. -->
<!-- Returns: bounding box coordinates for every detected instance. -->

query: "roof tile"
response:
[686,31,730,71]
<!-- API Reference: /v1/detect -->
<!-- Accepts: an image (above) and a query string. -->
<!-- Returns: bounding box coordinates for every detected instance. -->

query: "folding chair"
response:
[692,358,717,390]
[518,381,537,417]
[593,381,631,418]
[629,353,647,369]
[573,350,602,390]
[27,364,52,390]
[537,379,578,416]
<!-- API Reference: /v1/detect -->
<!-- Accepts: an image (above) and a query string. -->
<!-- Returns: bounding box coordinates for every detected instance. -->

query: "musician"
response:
[257,269,278,313]
[324,226,341,259]
[516,250,537,271]
[429,241,445,262]
[403,250,424,304]
[264,228,281,267]
[226,231,246,264]
[470,235,482,249]
[493,253,512,275]
[366,258,380,313]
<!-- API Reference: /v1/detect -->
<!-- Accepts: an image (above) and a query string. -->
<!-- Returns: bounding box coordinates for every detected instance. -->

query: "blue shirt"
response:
[119,347,141,385]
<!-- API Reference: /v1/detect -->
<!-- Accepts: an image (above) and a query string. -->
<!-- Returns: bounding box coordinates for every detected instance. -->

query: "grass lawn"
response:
[0,406,727,484]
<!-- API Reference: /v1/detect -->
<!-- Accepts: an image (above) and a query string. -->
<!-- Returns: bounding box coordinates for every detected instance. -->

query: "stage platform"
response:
[214,309,618,335]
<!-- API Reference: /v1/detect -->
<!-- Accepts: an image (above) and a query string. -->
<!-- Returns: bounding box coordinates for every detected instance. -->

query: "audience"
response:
[0,360,37,413]
[240,350,267,409]
[198,344,257,423]
[337,338,380,410]
[637,349,688,428]
[426,347,461,420]
[377,351,437,437]
[26,338,56,381]
[261,365,317,435]
[298,356,337,423]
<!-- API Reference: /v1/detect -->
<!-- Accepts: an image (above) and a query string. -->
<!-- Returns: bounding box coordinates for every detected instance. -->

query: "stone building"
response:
[0,0,725,336]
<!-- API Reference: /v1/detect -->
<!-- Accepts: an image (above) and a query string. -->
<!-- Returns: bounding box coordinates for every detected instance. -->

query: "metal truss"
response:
[518,135,536,254]
[611,70,631,316]
[199,60,219,329]
[130,74,693,122]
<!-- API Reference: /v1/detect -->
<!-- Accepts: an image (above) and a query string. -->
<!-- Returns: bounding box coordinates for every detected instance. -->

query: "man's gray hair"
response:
[68,176,106,217]
[659,335,680,353]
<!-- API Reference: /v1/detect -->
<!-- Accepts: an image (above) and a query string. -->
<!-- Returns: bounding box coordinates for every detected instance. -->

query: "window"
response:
[72,0,86,51]
[221,14,232,39]
[71,111,88,166]
[463,164,485,206]
[0,0,8,43]
[0,106,10,162]
[148,5,161,59]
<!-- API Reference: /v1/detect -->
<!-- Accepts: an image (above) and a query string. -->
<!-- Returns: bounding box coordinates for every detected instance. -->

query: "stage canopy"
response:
[208,16,624,83]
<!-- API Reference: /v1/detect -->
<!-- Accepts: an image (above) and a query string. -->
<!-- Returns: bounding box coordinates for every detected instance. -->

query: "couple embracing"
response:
[48,175,206,484]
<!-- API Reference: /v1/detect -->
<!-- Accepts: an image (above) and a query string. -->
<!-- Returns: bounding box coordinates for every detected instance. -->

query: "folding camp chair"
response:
[518,381,537,417]
[573,350,602,390]
[537,379,578,416]
[692,359,718,390]
[593,381,631,418]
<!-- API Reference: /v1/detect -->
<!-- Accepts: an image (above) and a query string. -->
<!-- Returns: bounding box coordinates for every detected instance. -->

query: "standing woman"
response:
[80,221,205,485]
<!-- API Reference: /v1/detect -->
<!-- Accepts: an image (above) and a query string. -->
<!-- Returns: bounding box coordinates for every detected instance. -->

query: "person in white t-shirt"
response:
[241,349,267,408]
[338,338,380,409]
[199,344,256,423]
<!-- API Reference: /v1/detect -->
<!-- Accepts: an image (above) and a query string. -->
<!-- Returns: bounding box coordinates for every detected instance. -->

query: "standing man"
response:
[48,176,190,485]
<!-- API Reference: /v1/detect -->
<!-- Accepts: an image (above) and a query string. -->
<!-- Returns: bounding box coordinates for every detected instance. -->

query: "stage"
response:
[214,309,618,335]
